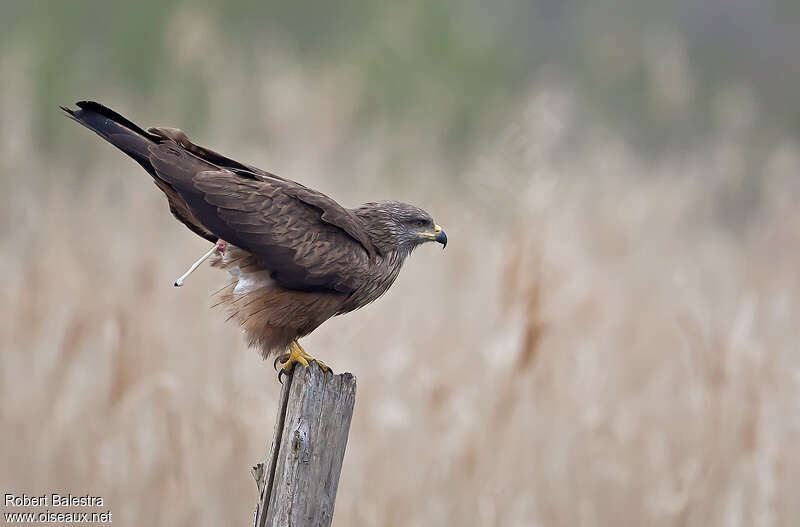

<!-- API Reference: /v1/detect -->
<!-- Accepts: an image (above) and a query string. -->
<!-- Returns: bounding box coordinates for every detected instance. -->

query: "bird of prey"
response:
[61,101,446,379]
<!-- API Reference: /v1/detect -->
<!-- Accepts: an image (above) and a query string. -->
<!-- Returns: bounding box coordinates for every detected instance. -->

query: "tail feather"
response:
[60,100,161,174]
[72,100,154,137]
[62,100,219,244]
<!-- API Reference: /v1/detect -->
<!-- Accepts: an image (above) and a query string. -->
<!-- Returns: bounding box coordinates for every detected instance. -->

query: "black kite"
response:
[62,101,447,378]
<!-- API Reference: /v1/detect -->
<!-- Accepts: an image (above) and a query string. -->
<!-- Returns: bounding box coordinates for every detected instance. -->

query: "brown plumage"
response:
[62,101,447,368]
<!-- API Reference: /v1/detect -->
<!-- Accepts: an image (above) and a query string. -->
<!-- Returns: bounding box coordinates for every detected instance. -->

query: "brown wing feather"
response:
[62,101,376,268]
[147,127,376,258]
[147,126,287,181]
[147,143,371,293]
[152,179,217,243]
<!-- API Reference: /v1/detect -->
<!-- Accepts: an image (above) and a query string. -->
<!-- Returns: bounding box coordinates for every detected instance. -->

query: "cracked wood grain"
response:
[254,364,357,527]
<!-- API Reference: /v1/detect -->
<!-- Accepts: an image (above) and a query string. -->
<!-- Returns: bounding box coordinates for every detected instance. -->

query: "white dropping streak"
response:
[173,245,217,287]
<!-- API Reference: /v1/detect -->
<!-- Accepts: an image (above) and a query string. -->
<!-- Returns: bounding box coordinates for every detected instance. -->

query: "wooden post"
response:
[252,364,357,527]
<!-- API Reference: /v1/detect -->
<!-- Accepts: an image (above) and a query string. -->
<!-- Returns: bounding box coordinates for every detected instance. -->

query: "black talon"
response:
[277,361,296,384]
[274,353,290,372]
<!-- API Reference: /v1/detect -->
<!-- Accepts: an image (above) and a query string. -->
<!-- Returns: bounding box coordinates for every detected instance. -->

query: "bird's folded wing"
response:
[147,126,289,182]
[152,178,218,243]
[147,143,370,294]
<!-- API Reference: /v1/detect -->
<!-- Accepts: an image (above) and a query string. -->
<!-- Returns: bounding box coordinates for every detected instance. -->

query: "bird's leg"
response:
[173,239,228,287]
[274,341,331,382]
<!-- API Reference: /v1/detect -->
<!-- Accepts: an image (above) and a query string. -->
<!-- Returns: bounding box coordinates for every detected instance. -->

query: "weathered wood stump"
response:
[253,364,357,527]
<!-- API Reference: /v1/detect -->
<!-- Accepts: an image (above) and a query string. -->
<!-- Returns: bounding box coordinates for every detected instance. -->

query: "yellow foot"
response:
[274,341,331,383]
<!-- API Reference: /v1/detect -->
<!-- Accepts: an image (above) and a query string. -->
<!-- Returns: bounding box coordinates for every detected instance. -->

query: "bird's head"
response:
[356,201,447,256]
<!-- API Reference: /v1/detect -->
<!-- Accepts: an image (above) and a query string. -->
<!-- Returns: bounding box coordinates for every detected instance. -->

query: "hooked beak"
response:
[434,224,447,248]
[420,224,447,248]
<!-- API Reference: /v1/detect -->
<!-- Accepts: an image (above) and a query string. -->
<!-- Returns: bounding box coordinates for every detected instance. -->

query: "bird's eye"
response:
[411,219,427,228]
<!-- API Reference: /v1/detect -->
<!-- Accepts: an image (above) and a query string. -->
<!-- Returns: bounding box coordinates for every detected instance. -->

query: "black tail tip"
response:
[59,100,107,116]
[76,100,110,113]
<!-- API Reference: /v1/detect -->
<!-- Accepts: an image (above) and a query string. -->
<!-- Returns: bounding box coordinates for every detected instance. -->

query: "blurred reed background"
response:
[2,1,800,525]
